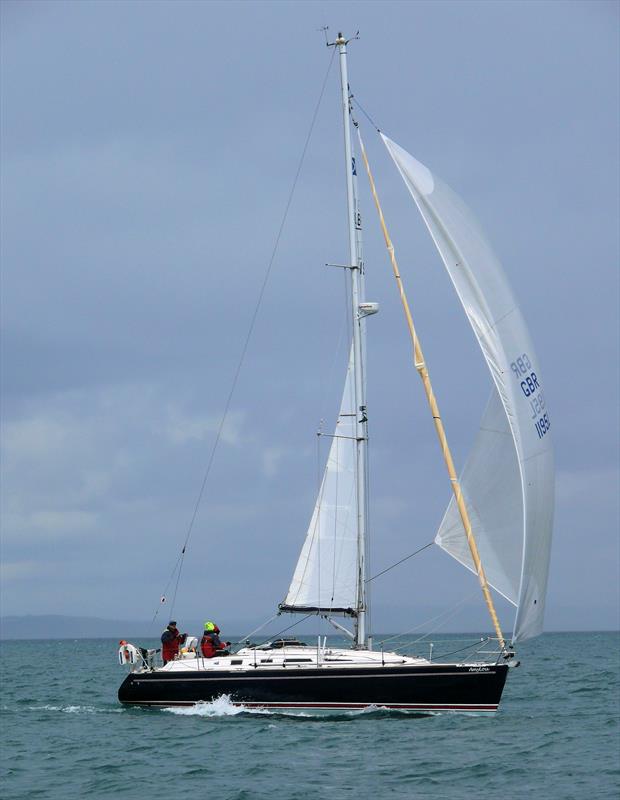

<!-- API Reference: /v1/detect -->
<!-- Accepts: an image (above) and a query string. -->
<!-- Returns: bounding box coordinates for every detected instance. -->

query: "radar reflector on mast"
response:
[359,302,379,317]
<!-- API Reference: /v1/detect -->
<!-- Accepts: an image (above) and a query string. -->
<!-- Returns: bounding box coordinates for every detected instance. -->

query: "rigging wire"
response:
[236,613,280,646]
[346,101,480,648]
[430,637,491,661]
[309,244,352,620]
[364,387,372,636]
[349,94,381,133]
[154,47,338,624]
[316,270,349,430]
[250,613,314,649]
[378,587,481,648]
[365,541,434,584]
[404,593,484,647]
[151,551,183,624]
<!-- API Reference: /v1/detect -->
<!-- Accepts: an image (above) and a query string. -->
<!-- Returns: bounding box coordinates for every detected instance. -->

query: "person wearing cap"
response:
[200,621,230,659]
[161,621,187,664]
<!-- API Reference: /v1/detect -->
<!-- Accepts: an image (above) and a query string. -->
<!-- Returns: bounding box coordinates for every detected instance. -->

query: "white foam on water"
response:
[344,705,441,718]
[344,704,385,716]
[163,695,271,717]
[28,704,124,714]
[161,697,444,719]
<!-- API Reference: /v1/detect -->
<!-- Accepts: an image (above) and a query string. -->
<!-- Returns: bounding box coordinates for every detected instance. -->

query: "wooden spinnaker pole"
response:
[358,133,506,651]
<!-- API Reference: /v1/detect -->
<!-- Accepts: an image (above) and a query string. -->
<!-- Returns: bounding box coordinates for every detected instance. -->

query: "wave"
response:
[27,704,124,714]
[160,696,437,719]
[162,695,271,717]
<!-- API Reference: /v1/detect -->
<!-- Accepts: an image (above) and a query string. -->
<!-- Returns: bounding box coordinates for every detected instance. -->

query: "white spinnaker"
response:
[436,387,524,606]
[282,344,359,614]
[382,134,554,642]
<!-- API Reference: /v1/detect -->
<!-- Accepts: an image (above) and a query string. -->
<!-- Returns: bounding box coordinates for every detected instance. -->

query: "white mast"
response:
[336,33,368,648]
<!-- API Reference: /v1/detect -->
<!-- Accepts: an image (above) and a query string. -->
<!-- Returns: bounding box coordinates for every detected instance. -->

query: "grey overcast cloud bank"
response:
[1,0,618,636]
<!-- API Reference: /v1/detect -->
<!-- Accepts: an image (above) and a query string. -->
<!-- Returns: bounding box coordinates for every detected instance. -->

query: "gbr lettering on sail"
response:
[510,353,550,440]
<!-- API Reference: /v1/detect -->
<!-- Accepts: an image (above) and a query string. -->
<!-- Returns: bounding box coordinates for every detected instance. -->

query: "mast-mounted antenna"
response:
[323,29,360,47]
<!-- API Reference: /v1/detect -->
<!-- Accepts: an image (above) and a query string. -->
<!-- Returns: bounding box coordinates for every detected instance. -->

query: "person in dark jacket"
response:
[200,621,230,658]
[161,621,186,664]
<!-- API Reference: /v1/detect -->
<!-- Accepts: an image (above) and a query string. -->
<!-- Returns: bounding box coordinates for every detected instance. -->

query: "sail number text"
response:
[510,353,551,440]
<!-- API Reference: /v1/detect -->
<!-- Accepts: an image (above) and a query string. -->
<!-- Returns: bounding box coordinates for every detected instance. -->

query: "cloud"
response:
[2,415,77,461]
[0,560,47,582]
[556,467,619,512]
[0,382,250,548]
[3,510,97,540]
[0,1,617,628]
[261,446,288,478]
[164,408,246,447]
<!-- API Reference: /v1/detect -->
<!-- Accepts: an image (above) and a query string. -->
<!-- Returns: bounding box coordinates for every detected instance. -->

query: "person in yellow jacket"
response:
[200,621,230,658]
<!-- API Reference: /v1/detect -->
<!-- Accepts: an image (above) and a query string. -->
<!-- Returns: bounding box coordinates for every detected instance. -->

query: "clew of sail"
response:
[382,134,554,643]
[280,343,359,616]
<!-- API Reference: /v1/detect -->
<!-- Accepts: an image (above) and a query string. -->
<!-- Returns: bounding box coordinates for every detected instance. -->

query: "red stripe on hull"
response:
[237,701,498,711]
[129,700,498,712]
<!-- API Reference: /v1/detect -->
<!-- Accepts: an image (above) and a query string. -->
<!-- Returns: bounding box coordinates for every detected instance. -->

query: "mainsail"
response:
[382,135,554,642]
[280,344,360,615]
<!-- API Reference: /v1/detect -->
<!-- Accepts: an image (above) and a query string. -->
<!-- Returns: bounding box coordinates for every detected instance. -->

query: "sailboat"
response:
[118,33,553,714]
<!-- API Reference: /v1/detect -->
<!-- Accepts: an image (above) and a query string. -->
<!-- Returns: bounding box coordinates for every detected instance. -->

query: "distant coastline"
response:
[0,614,167,640]
[1,614,618,640]
[0,614,246,640]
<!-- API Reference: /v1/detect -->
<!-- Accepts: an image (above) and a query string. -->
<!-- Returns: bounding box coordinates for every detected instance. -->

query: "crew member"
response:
[161,621,186,664]
[200,621,230,658]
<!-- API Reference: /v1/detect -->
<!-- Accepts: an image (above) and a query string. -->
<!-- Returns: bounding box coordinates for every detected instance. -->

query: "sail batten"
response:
[382,134,554,643]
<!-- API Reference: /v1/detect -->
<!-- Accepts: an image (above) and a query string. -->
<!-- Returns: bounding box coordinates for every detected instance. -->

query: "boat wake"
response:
[27,704,124,714]
[162,695,271,717]
[161,696,435,719]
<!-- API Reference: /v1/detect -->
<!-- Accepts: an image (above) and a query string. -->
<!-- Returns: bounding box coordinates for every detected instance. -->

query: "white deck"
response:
[152,645,431,674]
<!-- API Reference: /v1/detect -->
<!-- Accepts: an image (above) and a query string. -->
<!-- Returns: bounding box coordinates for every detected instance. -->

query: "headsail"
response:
[280,343,359,616]
[382,134,554,642]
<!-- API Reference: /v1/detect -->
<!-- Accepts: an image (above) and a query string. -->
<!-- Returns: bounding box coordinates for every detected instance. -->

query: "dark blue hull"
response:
[119,662,509,713]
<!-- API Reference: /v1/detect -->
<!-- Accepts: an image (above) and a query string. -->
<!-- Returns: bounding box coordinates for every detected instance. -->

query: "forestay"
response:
[382,134,554,642]
[280,343,359,615]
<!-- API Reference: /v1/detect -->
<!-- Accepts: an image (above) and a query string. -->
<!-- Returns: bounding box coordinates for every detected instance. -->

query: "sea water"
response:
[1,632,618,800]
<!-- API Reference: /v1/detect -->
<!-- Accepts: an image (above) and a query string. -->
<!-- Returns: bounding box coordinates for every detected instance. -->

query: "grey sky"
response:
[1,0,618,636]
